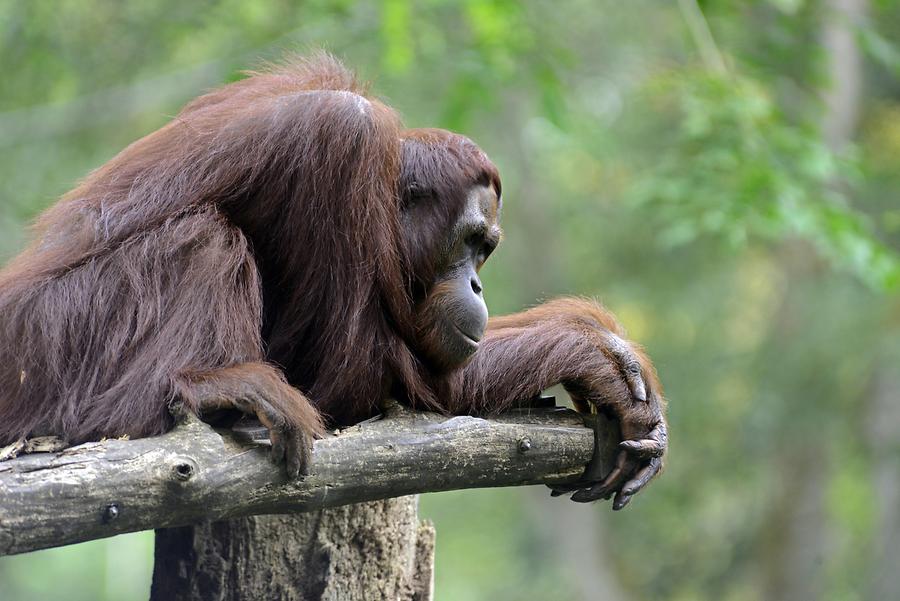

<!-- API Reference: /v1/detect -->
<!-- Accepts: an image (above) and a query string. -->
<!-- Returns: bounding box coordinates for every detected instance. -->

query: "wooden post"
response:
[151,498,435,601]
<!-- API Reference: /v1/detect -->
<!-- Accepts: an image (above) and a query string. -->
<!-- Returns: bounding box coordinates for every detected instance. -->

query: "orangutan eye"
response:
[406,184,435,204]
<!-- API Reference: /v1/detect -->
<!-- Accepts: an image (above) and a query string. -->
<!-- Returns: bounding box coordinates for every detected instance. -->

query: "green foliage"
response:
[627,68,900,290]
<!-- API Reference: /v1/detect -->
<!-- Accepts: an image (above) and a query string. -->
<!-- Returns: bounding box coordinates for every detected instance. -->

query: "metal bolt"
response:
[517,437,532,454]
[103,503,120,523]
[174,462,194,481]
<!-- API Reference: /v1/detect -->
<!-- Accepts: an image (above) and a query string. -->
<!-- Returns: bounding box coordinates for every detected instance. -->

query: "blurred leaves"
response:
[858,25,900,76]
[381,0,413,73]
[627,67,900,290]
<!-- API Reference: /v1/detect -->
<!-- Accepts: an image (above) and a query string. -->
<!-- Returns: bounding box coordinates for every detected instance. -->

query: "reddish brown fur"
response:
[0,54,663,479]
[0,53,502,444]
[444,298,664,430]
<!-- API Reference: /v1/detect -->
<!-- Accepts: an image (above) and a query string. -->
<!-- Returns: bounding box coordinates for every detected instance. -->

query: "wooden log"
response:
[0,405,617,557]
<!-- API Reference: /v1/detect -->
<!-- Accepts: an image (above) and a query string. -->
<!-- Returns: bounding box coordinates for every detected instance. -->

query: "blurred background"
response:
[1,0,899,599]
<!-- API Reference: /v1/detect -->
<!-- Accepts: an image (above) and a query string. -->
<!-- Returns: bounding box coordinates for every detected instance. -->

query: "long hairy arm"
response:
[447,297,667,509]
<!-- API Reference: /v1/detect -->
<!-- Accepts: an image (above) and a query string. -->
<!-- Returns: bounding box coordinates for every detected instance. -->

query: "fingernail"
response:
[613,496,630,510]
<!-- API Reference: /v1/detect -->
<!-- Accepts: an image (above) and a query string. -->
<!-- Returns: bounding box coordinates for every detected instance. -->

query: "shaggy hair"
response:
[0,54,501,443]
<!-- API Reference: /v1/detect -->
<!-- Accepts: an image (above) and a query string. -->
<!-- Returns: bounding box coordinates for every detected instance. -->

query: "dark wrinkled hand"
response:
[551,332,667,509]
[572,414,666,509]
[231,395,314,478]
[551,412,666,509]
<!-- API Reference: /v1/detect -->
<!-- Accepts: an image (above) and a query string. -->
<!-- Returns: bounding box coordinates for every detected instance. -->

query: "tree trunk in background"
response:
[528,488,631,601]
[821,0,866,150]
[150,496,434,601]
[822,0,866,148]
[762,444,828,601]
[763,1,866,599]
[819,3,900,599]
[866,361,900,600]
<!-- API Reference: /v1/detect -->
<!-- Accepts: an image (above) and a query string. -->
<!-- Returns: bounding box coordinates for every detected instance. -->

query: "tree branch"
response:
[0,406,617,557]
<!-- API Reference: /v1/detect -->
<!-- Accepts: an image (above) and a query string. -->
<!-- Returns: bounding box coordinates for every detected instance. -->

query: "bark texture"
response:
[151,497,435,601]
[0,406,615,556]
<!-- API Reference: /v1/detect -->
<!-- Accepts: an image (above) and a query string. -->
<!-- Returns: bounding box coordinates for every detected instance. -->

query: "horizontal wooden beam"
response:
[0,405,617,556]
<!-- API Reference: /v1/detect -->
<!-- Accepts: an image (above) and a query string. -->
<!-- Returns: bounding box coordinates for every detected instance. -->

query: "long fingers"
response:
[621,420,667,457]
[559,421,666,506]
[232,396,311,478]
[614,456,663,510]
[571,450,631,503]
[285,427,313,477]
[603,333,648,402]
[549,483,579,496]
[265,423,312,477]
[270,427,286,465]
[611,422,667,507]
[619,439,664,458]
